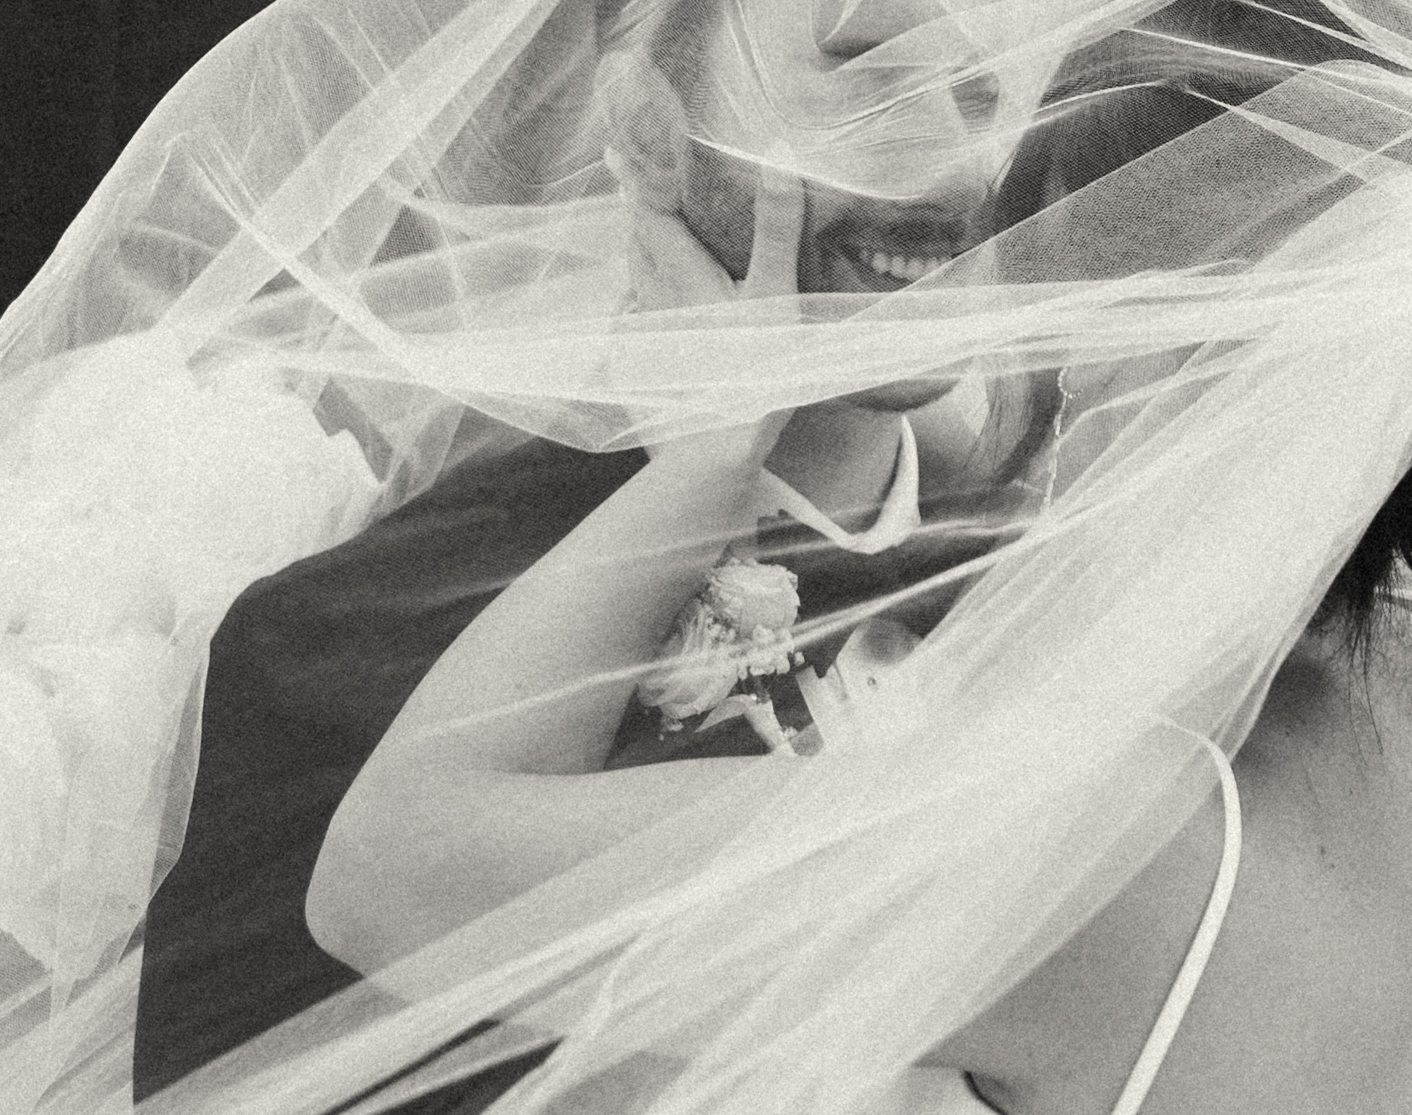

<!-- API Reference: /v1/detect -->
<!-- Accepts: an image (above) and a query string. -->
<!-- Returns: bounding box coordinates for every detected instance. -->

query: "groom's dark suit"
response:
[134,440,644,1110]
[132,428,961,1111]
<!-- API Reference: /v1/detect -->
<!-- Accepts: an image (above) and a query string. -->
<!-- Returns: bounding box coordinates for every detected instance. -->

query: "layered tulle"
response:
[4,1,1412,1112]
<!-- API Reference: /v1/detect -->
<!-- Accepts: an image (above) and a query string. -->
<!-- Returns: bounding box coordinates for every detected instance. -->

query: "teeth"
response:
[861,250,948,283]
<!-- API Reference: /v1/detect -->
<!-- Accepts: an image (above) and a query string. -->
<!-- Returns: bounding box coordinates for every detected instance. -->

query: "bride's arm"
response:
[313,757,787,977]
[309,175,806,973]
[375,420,786,776]
[307,424,784,971]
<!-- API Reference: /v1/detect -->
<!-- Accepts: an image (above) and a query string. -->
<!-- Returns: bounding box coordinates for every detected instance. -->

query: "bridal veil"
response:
[4,0,1412,1111]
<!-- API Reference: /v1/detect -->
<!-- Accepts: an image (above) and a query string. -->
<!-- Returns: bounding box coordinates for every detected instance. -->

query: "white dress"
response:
[0,336,381,1113]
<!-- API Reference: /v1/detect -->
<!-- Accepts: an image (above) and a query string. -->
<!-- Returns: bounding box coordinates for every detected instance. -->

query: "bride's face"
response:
[680,143,996,299]
[930,636,1412,1114]
[678,0,1000,287]
[675,0,1003,415]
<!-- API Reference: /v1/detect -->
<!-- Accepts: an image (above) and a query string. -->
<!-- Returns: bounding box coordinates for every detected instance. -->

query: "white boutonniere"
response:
[637,554,804,753]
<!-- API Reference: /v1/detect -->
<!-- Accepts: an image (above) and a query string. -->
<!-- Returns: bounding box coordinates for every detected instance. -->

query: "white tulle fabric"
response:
[3,1,1412,1112]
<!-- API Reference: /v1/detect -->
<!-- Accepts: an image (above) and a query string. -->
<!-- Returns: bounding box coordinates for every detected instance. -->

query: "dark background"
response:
[0,1,273,311]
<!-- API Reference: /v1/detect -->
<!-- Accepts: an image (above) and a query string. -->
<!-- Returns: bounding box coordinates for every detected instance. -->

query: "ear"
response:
[596,53,690,212]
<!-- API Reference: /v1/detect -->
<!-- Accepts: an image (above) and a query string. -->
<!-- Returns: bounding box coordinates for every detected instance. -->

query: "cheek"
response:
[1149,752,1412,1113]
[679,146,758,282]
[933,801,1223,1115]
[935,748,1412,1115]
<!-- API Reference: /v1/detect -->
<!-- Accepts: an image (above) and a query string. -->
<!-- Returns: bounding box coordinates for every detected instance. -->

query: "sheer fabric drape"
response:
[3,1,1412,1111]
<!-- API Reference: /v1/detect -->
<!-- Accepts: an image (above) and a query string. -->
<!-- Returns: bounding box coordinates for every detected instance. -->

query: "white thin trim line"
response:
[1378,588,1412,610]
[1110,735,1242,1115]
[756,416,921,555]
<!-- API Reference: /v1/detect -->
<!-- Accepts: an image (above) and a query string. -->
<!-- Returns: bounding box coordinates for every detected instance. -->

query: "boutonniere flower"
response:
[637,554,804,752]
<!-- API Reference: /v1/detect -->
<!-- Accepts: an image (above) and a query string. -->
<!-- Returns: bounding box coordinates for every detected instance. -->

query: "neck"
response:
[764,405,905,525]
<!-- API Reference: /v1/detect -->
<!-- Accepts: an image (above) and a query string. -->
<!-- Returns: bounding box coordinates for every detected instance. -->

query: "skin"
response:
[681,140,996,300]
[630,9,1412,1105]
[671,0,1003,413]
[314,5,1412,1110]
[928,624,1412,1113]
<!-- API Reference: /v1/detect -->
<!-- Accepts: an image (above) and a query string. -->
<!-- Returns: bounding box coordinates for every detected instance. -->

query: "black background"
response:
[0,1,273,311]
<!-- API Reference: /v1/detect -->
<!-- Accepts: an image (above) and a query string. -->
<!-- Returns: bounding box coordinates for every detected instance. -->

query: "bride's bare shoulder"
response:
[1239,610,1412,786]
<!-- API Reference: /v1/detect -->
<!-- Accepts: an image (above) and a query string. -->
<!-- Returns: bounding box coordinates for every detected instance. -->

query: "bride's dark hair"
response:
[995,1,1411,645]
[1325,468,1412,646]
